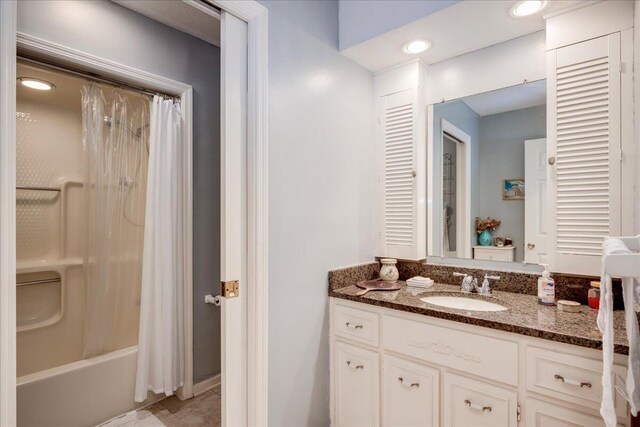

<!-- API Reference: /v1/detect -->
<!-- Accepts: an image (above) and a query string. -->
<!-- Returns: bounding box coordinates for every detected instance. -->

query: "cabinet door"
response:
[375,85,426,261]
[335,342,380,427]
[525,398,606,427]
[443,372,518,427]
[382,355,439,427]
[547,33,623,276]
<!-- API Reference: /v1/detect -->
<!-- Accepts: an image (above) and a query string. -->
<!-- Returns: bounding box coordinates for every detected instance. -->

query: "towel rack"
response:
[16,186,61,193]
[603,235,640,278]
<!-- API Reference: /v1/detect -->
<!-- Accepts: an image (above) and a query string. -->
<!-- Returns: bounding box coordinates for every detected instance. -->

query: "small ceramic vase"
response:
[478,229,492,246]
[379,258,399,281]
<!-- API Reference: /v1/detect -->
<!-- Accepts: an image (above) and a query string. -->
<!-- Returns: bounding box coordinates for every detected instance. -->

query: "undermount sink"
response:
[420,295,508,312]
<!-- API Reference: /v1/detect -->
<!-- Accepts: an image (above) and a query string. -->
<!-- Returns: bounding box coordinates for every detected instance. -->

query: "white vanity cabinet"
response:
[334,341,380,427]
[330,298,629,427]
[382,355,439,426]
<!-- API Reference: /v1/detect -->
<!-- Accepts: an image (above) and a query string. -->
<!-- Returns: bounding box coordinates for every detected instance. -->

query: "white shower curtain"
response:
[135,96,185,402]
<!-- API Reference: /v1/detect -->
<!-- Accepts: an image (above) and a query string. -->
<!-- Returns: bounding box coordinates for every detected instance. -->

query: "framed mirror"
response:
[428,80,547,266]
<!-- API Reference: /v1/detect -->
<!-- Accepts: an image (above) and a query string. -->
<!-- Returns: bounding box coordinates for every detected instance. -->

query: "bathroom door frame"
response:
[0,1,268,425]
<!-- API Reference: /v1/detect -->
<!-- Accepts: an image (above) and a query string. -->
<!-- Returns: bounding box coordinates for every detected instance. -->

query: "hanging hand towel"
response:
[598,238,640,426]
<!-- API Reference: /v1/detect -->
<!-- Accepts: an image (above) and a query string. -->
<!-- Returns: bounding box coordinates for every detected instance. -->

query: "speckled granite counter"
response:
[328,263,631,355]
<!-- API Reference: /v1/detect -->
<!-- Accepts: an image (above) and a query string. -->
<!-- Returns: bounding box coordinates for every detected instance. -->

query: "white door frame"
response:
[440,119,471,259]
[0,1,269,425]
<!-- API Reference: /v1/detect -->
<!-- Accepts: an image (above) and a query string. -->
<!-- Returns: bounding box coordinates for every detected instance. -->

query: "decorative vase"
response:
[379,258,399,281]
[478,230,492,246]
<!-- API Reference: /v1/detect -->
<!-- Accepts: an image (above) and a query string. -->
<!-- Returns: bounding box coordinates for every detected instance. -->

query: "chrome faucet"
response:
[475,274,500,295]
[453,272,477,293]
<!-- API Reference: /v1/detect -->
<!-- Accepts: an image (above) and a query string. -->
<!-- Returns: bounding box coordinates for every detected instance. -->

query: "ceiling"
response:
[341,0,584,73]
[17,62,86,110]
[461,79,546,117]
[112,0,221,47]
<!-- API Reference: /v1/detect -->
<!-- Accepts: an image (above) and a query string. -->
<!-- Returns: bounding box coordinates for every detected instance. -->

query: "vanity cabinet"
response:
[382,355,439,427]
[334,341,379,427]
[330,298,629,427]
[443,373,517,427]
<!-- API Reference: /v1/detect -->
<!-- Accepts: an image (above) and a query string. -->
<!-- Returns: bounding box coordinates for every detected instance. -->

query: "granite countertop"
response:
[330,281,631,355]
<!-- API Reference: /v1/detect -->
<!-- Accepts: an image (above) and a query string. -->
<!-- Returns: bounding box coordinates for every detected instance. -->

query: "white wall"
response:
[257,1,375,425]
[338,0,459,51]
[425,31,546,105]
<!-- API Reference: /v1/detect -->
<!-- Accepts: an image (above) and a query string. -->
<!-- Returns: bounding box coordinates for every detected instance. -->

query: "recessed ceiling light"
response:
[17,77,55,91]
[511,0,547,17]
[402,40,430,55]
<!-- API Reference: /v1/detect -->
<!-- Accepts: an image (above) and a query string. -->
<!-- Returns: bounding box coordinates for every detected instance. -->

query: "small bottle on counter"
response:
[537,264,556,306]
[588,281,601,310]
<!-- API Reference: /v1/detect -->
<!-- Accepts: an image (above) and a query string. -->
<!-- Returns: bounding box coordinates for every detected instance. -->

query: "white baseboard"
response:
[193,374,221,396]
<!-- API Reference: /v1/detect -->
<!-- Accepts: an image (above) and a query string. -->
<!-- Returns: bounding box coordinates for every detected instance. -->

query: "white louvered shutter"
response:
[376,88,425,260]
[548,34,621,275]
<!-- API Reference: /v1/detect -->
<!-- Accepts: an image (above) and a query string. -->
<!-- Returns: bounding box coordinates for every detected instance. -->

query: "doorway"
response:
[1,1,269,426]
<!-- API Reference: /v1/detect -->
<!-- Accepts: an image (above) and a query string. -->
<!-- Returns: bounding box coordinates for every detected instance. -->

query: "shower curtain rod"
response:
[17,55,180,101]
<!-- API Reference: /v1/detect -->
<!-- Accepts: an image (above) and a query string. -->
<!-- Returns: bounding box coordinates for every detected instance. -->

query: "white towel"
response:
[598,238,640,426]
[407,276,434,288]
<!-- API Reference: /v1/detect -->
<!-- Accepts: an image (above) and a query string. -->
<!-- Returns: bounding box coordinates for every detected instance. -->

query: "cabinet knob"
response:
[527,242,536,249]
[548,156,556,165]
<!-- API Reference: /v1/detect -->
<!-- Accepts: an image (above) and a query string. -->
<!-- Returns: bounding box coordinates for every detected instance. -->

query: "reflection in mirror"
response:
[430,80,546,263]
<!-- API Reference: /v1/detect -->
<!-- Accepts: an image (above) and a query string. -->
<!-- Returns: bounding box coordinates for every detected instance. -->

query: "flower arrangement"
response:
[475,217,501,234]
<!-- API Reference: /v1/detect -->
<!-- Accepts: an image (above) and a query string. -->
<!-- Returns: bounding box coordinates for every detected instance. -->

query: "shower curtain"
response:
[134,96,185,402]
[81,84,149,359]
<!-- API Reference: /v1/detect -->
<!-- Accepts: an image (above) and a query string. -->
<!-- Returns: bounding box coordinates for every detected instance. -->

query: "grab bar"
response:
[16,186,61,193]
[17,278,61,286]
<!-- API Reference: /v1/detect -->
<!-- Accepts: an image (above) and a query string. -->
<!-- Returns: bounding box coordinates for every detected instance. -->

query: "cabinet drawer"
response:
[443,372,518,427]
[382,355,439,427]
[525,398,605,427]
[334,304,379,347]
[526,346,627,419]
[382,314,518,385]
[335,342,380,427]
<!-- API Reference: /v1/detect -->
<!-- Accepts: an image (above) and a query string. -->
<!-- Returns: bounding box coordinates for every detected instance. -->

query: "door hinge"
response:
[620,61,625,73]
[517,403,522,422]
[221,280,239,298]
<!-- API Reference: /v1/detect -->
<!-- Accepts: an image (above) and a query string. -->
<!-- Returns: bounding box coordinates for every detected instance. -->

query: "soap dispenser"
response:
[537,264,555,306]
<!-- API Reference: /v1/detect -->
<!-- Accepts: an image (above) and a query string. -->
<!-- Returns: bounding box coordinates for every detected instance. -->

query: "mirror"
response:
[429,80,547,264]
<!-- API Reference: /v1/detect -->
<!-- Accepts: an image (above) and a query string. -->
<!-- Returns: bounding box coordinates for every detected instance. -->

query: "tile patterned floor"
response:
[102,385,220,427]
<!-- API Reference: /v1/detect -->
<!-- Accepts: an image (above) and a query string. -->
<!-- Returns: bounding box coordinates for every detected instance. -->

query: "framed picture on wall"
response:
[503,179,524,200]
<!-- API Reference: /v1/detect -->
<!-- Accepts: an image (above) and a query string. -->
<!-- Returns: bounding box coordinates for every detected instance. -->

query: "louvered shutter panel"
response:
[549,34,621,275]
[376,88,425,260]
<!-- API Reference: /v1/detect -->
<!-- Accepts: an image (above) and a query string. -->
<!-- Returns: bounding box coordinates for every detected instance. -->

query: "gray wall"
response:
[257,1,375,425]
[477,105,546,262]
[432,100,480,256]
[338,0,459,50]
[18,0,221,383]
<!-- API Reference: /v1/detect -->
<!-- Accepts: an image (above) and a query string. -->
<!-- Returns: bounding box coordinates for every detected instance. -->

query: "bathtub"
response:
[17,346,161,427]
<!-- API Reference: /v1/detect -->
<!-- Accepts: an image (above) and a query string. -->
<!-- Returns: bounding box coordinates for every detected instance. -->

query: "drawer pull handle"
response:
[465,400,492,413]
[345,322,363,329]
[346,361,363,370]
[554,374,592,388]
[397,377,420,388]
